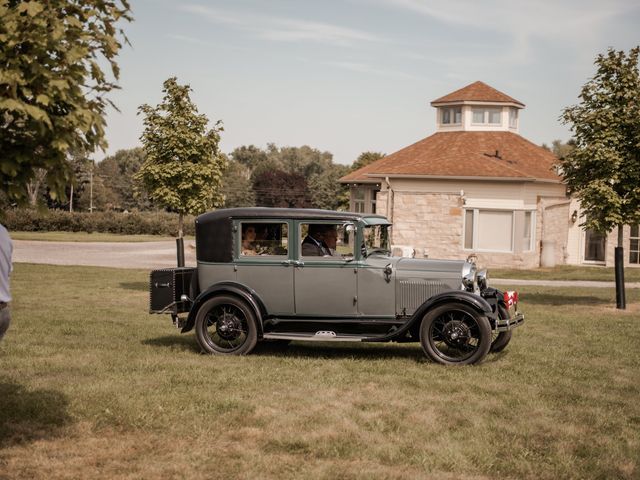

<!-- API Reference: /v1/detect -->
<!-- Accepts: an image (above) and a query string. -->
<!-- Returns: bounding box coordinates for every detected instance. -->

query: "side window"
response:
[239,222,289,257]
[300,223,355,260]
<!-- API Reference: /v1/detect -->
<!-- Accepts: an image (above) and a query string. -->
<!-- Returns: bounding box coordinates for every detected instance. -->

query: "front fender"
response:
[410,290,495,325]
[367,290,495,342]
[181,281,267,335]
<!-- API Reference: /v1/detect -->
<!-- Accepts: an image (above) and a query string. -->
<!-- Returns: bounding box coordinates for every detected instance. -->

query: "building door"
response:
[630,225,640,265]
[584,229,606,262]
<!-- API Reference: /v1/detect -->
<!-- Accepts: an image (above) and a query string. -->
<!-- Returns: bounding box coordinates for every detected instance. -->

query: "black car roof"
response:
[196,207,387,225]
[195,208,389,263]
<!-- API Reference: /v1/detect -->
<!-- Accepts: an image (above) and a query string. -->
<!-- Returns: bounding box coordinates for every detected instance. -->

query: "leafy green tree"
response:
[268,144,333,178]
[97,147,149,210]
[308,164,350,210]
[222,158,255,208]
[136,77,226,237]
[231,145,268,171]
[350,151,385,171]
[253,170,309,208]
[561,46,640,308]
[0,0,132,203]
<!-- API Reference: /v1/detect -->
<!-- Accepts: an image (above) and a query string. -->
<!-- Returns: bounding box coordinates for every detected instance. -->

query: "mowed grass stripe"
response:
[0,264,638,479]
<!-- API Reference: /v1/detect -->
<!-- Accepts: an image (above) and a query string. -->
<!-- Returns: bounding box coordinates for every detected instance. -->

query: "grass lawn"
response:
[10,231,194,242]
[492,264,640,282]
[1,264,638,479]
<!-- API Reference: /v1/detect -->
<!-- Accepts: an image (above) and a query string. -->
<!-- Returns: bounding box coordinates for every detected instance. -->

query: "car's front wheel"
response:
[419,302,491,365]
[195,295,258,355]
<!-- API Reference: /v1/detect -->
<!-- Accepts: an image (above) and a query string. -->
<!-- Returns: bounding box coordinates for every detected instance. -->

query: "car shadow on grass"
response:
[141,335,201,353]
[253,341,425,361]
[0,380,71,448]
[522,292,610,306]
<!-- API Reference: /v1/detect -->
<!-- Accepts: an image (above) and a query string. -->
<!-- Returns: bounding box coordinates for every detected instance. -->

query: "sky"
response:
[101,0,640,165]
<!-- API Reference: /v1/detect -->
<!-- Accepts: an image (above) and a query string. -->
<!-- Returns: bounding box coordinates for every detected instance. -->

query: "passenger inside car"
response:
[302,224,337,256]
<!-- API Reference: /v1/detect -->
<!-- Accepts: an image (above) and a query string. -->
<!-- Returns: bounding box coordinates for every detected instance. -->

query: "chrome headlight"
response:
[461,262,477,291]
[477,269,488,291]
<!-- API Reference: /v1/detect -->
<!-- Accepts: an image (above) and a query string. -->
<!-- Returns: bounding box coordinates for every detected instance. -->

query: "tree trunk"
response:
[614,224,626,309]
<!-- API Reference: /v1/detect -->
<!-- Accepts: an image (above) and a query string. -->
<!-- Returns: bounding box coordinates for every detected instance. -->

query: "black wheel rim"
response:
[429,309,482,362]
[203,304,249,352]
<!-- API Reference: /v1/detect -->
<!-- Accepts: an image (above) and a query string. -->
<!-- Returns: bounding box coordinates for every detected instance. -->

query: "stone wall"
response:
[388,191,541,268]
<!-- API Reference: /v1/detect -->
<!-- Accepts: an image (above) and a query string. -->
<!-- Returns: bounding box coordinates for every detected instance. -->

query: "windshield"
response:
[363,224,391,256]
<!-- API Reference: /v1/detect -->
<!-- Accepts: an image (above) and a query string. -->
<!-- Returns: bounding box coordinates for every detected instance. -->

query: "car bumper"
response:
[494,311,524,332]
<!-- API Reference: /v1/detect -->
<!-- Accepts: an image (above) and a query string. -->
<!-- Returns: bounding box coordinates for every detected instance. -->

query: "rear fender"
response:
[181,282,267,335]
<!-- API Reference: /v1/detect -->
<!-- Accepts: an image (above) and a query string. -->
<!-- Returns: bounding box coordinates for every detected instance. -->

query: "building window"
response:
[630,225,639,264]
[464,209,514,252]
[441,107,462,125]
[584,229,606,262]
[371,190,377,214]
[471,108,502,125]
[353,189,365,213]
[509,107,518,128]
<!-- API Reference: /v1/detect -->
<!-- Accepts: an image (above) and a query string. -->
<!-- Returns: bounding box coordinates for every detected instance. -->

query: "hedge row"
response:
[1,209,196,236]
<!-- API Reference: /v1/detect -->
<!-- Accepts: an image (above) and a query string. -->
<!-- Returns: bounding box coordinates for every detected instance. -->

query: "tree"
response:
[230,145,268,171]
[97,147,149,210]
[350,151,386,171]
[252,170,309,208]
[561,46,640,309]
[307,163,350,210]
[136,77,226,238]
[542,140,575,160]
[0,0,132,203]
[222,158,255,208]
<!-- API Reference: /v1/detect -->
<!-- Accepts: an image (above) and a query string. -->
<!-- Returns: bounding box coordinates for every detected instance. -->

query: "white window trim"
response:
[463,208,515,253]
[470,107,502,126]
[440,107,462,125]
[523,211,536,252]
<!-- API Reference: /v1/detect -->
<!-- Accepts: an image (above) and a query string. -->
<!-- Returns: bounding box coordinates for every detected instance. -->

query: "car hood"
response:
[395,257,466,274]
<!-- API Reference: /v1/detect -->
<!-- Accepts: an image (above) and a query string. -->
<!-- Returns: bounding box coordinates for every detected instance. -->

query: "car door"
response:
[234,220,295,315]
[293,221,358,316]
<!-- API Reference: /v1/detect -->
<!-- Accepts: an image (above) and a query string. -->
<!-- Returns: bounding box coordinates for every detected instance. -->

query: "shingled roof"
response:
[431,81,524,107]
[339,131,560,183]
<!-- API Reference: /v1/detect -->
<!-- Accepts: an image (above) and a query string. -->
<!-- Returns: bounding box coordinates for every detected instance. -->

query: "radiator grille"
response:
[398,280,446,314]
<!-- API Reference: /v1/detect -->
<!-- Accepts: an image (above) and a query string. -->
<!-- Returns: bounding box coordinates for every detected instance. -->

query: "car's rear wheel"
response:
[195,295,257,355]
[490,305,512,353]
[419,302,491,365]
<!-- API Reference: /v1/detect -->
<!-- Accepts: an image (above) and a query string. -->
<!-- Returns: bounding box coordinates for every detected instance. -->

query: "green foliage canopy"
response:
[136,77,226,236]
[97,147,148,210]
[561,47,640,237]
[0,0,132,202]
[350,151,385,172]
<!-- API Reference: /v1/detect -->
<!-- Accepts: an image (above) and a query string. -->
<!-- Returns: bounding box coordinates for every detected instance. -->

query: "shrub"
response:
[2,209,196,236]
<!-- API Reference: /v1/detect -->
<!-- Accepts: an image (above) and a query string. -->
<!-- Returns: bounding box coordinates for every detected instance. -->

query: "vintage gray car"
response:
[149,208,524,365]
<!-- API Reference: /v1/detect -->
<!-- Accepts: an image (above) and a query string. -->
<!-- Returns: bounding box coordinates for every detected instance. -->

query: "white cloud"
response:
[373,0,639,63]
[180,4,383,47]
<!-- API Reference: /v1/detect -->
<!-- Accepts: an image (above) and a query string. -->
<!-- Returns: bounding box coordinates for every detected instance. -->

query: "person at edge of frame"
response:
[0,223,13,341]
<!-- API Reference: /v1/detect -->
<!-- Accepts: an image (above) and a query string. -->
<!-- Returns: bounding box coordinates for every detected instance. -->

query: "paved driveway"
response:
[13,240,196,269]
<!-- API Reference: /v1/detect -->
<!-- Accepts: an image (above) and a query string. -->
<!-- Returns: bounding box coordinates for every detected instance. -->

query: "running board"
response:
[263,331,386,342]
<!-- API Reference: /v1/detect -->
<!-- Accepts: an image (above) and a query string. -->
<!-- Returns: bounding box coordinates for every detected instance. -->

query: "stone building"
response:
[340,81,638,268]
